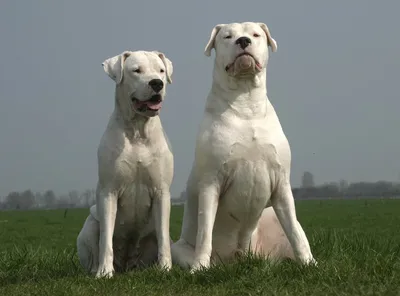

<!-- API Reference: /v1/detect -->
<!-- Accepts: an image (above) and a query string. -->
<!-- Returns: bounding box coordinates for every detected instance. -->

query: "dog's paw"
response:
[158,257,172,271]
[95,266,114,279]
[190,257,210,274]
[307,258,318,266]
[301,256,318,267]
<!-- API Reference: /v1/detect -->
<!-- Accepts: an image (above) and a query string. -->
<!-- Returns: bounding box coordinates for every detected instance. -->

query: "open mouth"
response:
[225,52,262,72]
[132,94,163,112]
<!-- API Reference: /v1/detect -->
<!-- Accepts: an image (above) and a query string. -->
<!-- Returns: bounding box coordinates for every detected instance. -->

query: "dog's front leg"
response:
[96,189,117,278]
[271,182,317,265]
[153,189,172,270]
[190,184,219,273]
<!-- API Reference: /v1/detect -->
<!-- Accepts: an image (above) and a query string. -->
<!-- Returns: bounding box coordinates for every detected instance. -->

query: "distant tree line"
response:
[1,171,400,210]
[0,189,96,211]
[293,181,400,199]
[294,171,400,199]
[178,172,400,203]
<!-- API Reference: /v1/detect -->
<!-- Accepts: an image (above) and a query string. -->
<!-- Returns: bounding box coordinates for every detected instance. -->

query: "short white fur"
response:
[171,22,316,272]
[77,50,174,278]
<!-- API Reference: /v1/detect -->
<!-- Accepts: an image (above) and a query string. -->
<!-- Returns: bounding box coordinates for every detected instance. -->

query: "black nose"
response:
[148,79,164,93]
[235,36,251,49]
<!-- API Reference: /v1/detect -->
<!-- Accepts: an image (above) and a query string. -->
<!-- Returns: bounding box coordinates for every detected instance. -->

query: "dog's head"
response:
[102,50,173,117]
[204,22,277,79]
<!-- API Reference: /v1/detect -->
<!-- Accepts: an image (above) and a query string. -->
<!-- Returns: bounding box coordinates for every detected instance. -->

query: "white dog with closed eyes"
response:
[77,50,174,278]
[171,22,317,272]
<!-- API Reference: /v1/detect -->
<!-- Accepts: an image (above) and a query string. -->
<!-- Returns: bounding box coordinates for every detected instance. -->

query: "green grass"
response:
[0,199,399,295]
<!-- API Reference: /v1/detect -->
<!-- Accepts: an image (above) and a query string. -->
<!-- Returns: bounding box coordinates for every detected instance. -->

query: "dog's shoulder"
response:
[97,119,127,159]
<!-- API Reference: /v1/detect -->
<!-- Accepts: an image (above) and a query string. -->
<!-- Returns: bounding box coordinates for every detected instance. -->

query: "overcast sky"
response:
[1,0,399,198]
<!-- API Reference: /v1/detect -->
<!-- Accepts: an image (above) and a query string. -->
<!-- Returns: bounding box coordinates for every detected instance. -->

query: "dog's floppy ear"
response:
[154,51,173,84]
[258,23,278,53]
[102,51,131,84]
[204,24,225,57]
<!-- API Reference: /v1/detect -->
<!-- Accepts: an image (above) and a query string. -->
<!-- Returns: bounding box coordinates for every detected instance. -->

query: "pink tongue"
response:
[146,101,162,110]
[136,100,162,110]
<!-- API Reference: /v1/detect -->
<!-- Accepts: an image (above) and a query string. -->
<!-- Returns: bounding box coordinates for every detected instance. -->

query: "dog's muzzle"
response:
[132,94,163,113]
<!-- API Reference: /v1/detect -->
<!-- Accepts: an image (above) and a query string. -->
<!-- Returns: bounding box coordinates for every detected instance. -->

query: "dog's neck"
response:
[207,62,269,119]
[113,86,158,140]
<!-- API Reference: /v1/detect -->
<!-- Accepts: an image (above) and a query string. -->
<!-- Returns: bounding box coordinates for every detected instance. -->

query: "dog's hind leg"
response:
[130,233,159,269]
[250,207,294,261]
[77,214,100,274]
[171,238,196,269]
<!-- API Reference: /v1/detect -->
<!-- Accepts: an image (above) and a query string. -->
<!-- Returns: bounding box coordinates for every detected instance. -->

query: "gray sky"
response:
[1,0,399,198]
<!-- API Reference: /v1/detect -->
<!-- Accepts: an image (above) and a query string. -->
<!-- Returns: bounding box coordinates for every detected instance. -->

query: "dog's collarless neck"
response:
[207,83,269,120]
[115,109,158,141]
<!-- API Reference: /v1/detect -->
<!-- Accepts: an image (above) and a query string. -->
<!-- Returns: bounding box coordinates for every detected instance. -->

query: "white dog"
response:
[171,22,316,272]
[76,50,174,278]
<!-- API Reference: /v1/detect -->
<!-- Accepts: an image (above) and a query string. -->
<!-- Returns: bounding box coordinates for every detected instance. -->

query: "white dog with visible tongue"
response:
[76,50,174,278]
[171,22,316,272]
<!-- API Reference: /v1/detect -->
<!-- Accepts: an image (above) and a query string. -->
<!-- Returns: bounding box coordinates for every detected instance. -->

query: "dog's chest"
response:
[113,142,164,232]
[203,119,284,214]
[222,135,279,209]
[211,119,283,172]
[115,141,165,186]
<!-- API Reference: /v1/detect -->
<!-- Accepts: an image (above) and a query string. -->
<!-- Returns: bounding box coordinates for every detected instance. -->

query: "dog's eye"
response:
[253,33,261,37]
[160,69,165,73]
[133,69,141,73]
[224,35,232,39]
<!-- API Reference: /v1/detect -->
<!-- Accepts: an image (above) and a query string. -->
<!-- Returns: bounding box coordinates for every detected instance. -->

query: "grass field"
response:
[0,199,399,295]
